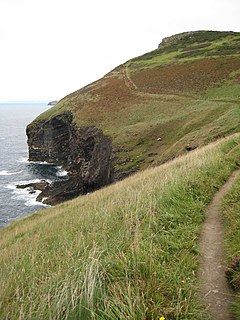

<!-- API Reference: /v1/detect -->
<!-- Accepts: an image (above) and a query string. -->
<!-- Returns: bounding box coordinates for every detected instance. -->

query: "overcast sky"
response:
[0,0,239,102]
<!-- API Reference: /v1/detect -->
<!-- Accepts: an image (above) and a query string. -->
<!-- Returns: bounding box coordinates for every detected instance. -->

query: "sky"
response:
[0,0,239,102]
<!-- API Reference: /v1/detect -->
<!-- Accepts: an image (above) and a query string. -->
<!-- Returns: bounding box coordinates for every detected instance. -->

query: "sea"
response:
[0,102,67,229]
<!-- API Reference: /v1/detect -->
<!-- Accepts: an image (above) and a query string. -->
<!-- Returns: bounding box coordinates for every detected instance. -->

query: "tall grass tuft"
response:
[221,168,240,319]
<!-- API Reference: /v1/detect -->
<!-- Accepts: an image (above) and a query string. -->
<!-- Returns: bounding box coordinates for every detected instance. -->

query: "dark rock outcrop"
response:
[16,180,50,192]
[48,100,58,106]
[26,112,113,205]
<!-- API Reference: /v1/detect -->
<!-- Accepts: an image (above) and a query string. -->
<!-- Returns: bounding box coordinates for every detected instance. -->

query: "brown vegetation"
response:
[131,57,240,94]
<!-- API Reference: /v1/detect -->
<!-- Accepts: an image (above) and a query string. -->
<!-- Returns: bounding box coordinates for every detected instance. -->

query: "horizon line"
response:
[0,100,51,103]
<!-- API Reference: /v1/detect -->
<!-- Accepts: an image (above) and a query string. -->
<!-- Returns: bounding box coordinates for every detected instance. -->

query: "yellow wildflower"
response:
[159,317,165,320]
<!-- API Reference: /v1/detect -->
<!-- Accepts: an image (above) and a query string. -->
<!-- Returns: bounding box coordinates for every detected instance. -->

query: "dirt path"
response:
[123,62,139,92]
[199,169,240,320]
[122,62,195,100]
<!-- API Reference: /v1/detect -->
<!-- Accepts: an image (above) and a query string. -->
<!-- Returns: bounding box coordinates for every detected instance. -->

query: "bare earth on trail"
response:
[199,169,240,320]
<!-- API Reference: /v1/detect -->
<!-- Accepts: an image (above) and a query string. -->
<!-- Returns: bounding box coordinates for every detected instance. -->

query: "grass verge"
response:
[1,135,240,319]
[221,163,240,318]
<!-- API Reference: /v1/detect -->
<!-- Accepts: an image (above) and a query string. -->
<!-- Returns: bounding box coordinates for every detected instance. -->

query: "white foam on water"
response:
[5,183,16,190]
[30,161,51,165]
[56,166,68,177]
[6,179,46,187]
[0,170,23,176]
[16,158,52,165]
[28,160,59,166]
[17,157,29,163]
[12,188,42,206]
[5,179,51,208]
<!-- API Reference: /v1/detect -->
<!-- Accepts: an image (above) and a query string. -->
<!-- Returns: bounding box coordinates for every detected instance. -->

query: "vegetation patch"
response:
[131,57,240,94]
[1,135,240,319]
[221,168,240,318]
[204,83,240,100]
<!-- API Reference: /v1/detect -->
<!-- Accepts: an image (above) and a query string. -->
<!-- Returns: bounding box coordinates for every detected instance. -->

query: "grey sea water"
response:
[0,102,66,228]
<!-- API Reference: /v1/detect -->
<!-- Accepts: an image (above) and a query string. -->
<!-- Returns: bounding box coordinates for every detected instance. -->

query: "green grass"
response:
[1,134,240,319]
[131,50,180,69]
[221,167,240,318]
[204,84,240,100]
[132,32,240,67]
[163,31,240,47]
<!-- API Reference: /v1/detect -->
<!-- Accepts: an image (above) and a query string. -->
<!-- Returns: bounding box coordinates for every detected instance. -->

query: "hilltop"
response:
[26,30,240,204]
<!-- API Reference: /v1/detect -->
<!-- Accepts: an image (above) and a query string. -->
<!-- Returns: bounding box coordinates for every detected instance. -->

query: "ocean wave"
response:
[30,161,52,165]
[16,158,50,165]
[6,178,52,187]
[16,159,68,179]
[56,166,68,177]
[28,160,57,165]
[5,180,51,208]
[0,170,23,176]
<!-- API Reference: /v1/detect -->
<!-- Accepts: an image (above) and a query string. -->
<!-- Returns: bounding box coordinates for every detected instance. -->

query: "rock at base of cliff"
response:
[36,176,84,205]
[16,180,50,191]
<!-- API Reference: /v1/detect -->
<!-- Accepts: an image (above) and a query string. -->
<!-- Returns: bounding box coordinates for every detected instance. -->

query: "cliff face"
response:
[27,112,75,166]
[26,112,113,205]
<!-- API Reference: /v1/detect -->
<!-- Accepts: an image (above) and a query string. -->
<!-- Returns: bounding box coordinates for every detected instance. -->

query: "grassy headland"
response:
[30,31,240,177]
[1,134,240,319]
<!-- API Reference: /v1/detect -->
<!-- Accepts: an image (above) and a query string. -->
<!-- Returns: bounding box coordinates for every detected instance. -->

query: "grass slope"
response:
[30,31,240,177]
[221,173,240,318]
[1,134,240,319]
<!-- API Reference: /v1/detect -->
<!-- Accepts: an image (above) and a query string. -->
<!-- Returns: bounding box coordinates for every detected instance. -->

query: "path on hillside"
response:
[199,169,240,320]
[123,62,139,92]
[122,62,195,100]
[123,63,164,98]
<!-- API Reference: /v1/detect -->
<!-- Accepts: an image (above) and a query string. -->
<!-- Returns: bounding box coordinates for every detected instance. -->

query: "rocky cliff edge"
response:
[26,112,113,205]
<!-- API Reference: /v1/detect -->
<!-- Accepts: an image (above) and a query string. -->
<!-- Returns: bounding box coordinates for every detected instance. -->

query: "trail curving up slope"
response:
[123,61,139,91]
[199,169,240,320]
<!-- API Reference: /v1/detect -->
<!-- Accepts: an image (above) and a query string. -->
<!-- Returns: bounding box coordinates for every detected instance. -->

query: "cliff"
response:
[26,30,240,204]
[26,112,113,205]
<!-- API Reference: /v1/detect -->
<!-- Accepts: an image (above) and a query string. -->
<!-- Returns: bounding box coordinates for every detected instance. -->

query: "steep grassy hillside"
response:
[31,30,240,177]
[1,134,240,319]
